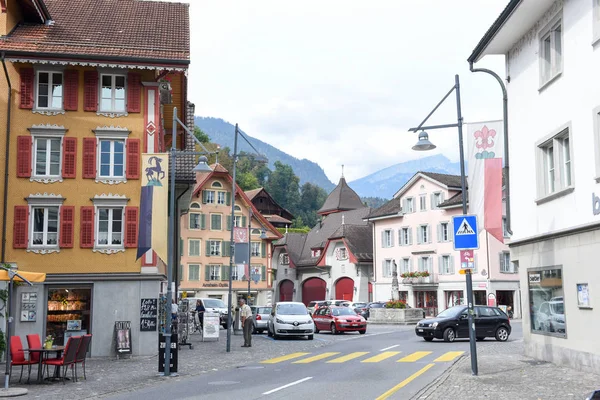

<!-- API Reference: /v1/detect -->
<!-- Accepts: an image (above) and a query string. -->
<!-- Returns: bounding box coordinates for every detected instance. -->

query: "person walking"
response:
[239,299,253,347]
[195,299,205,331]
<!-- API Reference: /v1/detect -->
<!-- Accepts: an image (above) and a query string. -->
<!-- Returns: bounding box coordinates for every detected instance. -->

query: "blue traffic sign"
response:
[452,214,479,250]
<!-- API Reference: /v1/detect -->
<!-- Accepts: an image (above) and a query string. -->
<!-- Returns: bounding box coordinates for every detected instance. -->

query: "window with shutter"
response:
[226,192,231,206]
[62,137,77,178]
[80,206,94,248]
[261,265,266,281]
[200,213,206,229]
[83,71,98,111]
[126,139,140,179]
[16,136,32,178]
[63,70,79,111]
[124,207,139,248]
[205,265,211,281]
[223,241,231,257]
[35,71,63,110]
[127,73,141,113]
[82,138,96,178]
[59,206,74,248]
[19,68,34,109]
[100,73,126,113]
[13,206,29,248]
[206,240,211,256]
[261,241,266,258]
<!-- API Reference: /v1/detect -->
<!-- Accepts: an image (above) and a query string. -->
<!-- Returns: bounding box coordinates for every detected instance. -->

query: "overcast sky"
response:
[181,0,508,182]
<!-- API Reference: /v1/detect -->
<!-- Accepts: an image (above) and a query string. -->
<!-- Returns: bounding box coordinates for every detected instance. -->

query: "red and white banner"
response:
[466,120,504,243]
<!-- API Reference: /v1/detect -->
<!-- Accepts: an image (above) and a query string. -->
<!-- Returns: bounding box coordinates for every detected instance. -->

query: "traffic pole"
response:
[465,269,478,375]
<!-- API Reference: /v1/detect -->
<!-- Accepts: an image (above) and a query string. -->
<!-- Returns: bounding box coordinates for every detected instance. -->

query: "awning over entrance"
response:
[0,270,46,282]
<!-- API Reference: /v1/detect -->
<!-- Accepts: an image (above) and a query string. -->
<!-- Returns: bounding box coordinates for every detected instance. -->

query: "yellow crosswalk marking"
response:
[361,351,401,363]
[327,352,370,363]
[261,352,310,364]
[293,352,340,364]
[397,351,432,362]
[434,351,464,362]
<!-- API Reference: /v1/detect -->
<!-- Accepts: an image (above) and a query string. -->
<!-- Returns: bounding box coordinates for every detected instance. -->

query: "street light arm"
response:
[236,129,268,162]
[174,116,215,155]
[410,84,457,133]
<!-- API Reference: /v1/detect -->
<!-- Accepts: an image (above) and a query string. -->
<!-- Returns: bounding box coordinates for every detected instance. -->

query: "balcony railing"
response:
[400,274,439,285]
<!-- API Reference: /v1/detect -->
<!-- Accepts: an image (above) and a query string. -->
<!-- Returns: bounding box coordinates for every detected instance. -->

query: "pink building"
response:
[365,172,520,317]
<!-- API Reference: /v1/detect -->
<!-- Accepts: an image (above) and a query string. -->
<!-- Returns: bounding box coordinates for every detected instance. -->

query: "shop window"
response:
[47,287,92,347]
[528,267,565,336]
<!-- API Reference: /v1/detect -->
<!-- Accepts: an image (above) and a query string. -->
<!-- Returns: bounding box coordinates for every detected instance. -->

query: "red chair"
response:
[74,334,92,381]
[42,336,81,384]
[26,334,42,363]
[9,336,34,383]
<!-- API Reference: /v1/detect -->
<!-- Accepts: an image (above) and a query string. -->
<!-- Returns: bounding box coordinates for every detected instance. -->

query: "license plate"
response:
[293,326,299,330]
[352,324,358,326]
[418,329,424,332]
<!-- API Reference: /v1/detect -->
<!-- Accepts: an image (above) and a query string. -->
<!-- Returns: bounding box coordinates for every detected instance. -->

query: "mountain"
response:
[348,154,462,199]
[194,117,335,192]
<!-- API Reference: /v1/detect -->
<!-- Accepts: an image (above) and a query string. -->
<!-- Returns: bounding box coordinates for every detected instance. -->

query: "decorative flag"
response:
[137,153,169,262]
[466,121,504,243]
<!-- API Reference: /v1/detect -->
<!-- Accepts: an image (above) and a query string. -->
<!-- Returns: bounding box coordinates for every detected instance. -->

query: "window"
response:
[217,192,226,205]
[383,229,393,248]
[212,181,223,188]
[418,225,430,244]
[502,217,509,238]
[400,227,412,246]
[537,127,572,198]
[188,264,200,281]
[210,214,222,230]
[231,266,239,281]
[99,140,125,178]
[401,258,410,274]
[233,215,242,228]
[36,71,63,110]
[209,240,221,256]
[499,252,516,273]
[528,267,565,336]
[251,228,261,235]
[251,242,261,257]
[311,249,321,257]
[97,207,123,247]
[539,18,562,86]
[431,192,443,209]
[279,253,289,265]
[438,222,449,242]
[418,256,431,272]
[34,137,61,177]
[382,259,392,278]
[189,213,201,229]
[188,239,201,257]
[208,265,221,281]
[204,190,215,204]
[100,74,126,112]
[403,197,414,213]
[439,255,453,274]
[419,194,427,211]
[31,206,59,247]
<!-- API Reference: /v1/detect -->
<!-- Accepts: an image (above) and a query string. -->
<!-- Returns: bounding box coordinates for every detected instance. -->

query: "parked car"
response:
[186,297,229,329]
[415,305,511,342]
[267,302,314,340]
[312,306,367,334]
[535,300,565,333]
[307,300,327,314]
[344,302,368,313]
[250,306,271,334]
[360,301,387,320]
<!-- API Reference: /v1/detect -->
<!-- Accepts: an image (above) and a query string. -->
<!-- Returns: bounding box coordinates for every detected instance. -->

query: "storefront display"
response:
[46,287,92,345]
[528,267,565,336]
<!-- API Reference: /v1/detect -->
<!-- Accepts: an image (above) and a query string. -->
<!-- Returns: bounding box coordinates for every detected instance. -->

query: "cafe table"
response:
[24,346,65,383]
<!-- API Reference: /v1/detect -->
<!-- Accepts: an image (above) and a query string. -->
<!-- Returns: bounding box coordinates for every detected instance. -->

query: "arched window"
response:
[190,202,201,209]
[211,181,223,188]
[234,205,242,212]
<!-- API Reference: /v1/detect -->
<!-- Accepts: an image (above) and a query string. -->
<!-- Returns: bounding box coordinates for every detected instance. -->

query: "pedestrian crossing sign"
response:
[452,214,479,250]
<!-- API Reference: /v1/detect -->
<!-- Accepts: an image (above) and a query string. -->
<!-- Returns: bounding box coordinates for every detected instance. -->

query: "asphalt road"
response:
[108,322,523,400]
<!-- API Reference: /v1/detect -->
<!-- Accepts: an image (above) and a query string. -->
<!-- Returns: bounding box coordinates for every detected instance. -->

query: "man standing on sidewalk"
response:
[239,299,253,347]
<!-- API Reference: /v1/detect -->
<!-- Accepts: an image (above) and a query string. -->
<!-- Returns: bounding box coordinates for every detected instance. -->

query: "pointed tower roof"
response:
[317,177,365,216]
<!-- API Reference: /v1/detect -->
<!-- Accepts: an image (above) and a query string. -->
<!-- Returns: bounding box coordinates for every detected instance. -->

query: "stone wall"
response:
[369,308,424,325]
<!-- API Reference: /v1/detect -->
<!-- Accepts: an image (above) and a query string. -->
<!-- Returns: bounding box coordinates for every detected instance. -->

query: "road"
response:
[108,322,522,400]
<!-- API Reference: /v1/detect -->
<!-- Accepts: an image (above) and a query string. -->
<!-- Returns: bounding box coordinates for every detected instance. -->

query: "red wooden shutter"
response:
[83,71,98,111]
[59,206,74,248]
[80,206,94,248]
[127,72,141,113]
[82,137,96,178]
[126,138,140,179]
[63,70,79,111]
[124,206,139,248]
[19,68,34,109]
[16,136,32,178]
[13,205,28,248]
[62,137,77,178]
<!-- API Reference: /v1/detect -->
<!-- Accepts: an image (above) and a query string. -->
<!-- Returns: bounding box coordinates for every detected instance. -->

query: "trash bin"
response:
[233,306,242,335]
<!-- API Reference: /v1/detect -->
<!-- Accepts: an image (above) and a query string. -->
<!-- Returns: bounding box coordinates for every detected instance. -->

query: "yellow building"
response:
[0,0,190,356]
[179,164,283,306]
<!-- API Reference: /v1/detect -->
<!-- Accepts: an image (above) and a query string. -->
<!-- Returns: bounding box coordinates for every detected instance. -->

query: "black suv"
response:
[415,305,511,342]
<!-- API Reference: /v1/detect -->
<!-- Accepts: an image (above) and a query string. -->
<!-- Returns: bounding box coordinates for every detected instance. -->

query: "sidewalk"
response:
[414,339,600,400]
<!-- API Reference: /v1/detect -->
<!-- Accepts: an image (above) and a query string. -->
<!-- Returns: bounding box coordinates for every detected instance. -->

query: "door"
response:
[279,280,294,302]
[457,308,470,338]
[302,277,326,306]
[475,306,498,336]
[335,277,354,301]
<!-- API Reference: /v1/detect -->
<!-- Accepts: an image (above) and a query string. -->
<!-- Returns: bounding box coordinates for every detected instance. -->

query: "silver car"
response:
[251,306,271,333]
[267,302,314,340]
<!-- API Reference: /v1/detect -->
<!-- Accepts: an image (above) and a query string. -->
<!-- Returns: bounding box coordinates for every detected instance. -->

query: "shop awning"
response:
[0,270,46,282]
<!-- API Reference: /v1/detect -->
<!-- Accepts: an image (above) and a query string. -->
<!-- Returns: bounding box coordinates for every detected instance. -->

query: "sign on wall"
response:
[20,292,37,322]
[140,298,158,332]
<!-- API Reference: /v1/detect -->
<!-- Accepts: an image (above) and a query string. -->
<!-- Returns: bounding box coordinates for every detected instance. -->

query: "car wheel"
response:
[314,325,320,334]
[359,330,366,335]
[443,327,455,342]
[267,326,273,337]
[495,326,509,342]
[476,337,485,341]
[331,323,338,335]
[423,337,434,342]
[307,335,314,340]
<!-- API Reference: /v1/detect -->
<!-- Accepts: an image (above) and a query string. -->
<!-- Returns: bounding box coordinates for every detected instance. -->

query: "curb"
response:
[410,354,467,400]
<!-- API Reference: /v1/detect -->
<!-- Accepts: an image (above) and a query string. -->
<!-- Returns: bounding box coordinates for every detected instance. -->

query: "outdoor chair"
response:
[26,334,43,381]
[42,336,81,384]
[9,336,34,383]
[74,334,92,381]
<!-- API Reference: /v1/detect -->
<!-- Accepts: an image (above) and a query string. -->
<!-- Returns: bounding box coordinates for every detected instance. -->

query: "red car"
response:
[312,306,367,334]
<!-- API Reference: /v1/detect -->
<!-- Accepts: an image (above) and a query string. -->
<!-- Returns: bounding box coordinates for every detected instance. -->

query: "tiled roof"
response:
[438,191,467,208]
[266,215,292,224]
[318,177,365,215]
[341,225,374,262]
[420,172,464,188]
[365,198,402,219]
[0,0,190,64]
[211,163,229,173]
[245,188,263,200]
[274,233,308,266]
[173,101,197,183]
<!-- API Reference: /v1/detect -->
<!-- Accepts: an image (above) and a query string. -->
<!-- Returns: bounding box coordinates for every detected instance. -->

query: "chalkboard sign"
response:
[115,321,132,355]
[140,298,158,332]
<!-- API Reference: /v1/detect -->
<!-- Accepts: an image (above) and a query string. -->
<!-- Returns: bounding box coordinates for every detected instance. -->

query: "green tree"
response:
[237,171,260,191]
[194,126,210,143]
[298,183,328,227]
[265,161,301,216]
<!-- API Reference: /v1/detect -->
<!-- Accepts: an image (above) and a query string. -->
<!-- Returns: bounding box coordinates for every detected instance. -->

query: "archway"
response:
[301,277,326,306]
[335,277,354,301]
[279,280,294,302]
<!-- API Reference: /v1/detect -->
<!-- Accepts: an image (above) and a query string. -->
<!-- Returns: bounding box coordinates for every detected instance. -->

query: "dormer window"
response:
[279,253,289,265]
[311,249,321,258]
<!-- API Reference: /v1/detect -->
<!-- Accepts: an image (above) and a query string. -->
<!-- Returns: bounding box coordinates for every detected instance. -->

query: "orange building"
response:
[0,0,190,356]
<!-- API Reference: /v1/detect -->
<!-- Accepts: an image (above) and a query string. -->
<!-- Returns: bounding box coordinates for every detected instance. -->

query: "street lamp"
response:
[163,107,213,377]
[408,74,478,376]
[246,208,269,301]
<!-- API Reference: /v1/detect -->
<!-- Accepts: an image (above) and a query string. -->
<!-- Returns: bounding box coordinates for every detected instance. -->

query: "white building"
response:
[469,0,600,373]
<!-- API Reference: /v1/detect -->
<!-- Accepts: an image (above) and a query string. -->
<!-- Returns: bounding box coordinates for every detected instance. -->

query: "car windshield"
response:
[550,302,564,314]
[332,308,356,316]
[203,299,226,308]
[258,307,271,314]
[436,306,464,318]
[277,304,308,315]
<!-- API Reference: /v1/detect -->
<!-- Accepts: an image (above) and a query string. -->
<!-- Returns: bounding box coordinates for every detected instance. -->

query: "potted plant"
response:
[44,335,54,349]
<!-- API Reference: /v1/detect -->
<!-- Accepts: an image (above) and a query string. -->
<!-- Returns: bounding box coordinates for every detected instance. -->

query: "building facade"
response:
[245,187,294,229]
[178,165,282,306]
[367,172,519,317]
[0,0,190,356]
[469,0,600,373]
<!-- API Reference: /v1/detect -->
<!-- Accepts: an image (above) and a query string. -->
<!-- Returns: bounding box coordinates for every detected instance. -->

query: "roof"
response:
[244,187,295,221]
[329,225,373,263]
[0,0,190,65]
[265,215,292,224]
[317,177,365,215]
[245,188,263,200]
[393,171,466,199]
[173,101,197,183]
[365,199,402,220]
[438,191,466,209]
[273,233,307,266]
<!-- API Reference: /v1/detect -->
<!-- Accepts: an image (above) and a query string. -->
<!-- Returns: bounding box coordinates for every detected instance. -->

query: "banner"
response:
[137,153,169,263]
[466,121,504,243]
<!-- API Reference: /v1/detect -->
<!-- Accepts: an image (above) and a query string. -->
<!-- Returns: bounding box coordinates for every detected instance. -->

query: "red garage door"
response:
[279,280,294,302]
[336,277,354,301]
[302,277,326,306]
